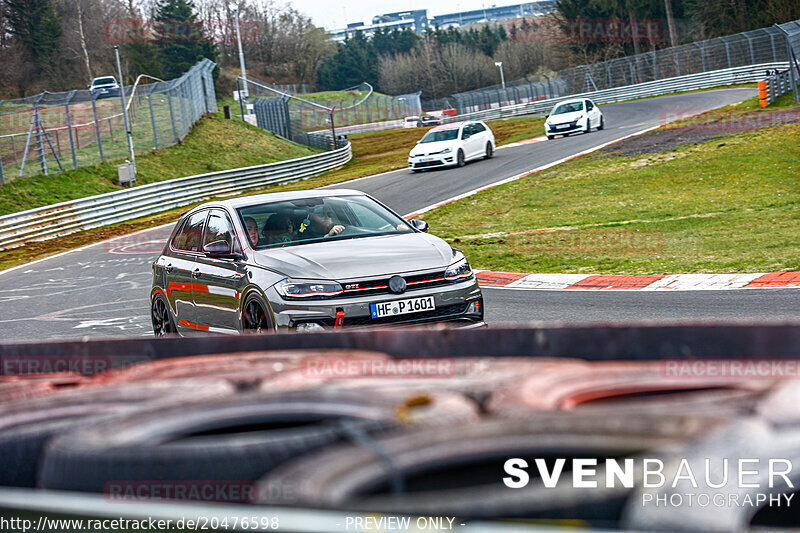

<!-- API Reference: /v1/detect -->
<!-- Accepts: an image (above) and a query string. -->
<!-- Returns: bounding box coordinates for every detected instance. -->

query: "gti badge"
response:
[388,275,407,294]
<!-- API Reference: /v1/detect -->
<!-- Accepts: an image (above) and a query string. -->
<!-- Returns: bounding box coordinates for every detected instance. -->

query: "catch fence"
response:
[452,19,800,114]
[0,59,216,185]
[247,81,421,148]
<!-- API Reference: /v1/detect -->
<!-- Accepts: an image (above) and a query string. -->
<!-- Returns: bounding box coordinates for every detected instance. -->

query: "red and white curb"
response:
[475,271,800,291]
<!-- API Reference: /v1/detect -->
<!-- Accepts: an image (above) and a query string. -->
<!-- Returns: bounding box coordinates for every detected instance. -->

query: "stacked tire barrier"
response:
[1,324,800,531]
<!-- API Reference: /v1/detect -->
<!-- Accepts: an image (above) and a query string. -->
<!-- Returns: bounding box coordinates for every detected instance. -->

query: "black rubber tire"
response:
[151,293,176,336]
[257,412,720,522]
[241,292,273,333]
[0,379,233,488]
[598,116,605,130]
[547,135,554,140]
[456,149,465,167]
[484,142,493,159]
[39,389,478,495]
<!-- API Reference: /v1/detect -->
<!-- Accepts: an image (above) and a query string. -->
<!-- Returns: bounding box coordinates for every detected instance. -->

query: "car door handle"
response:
[165,264,173,273]
[192,269,201,279]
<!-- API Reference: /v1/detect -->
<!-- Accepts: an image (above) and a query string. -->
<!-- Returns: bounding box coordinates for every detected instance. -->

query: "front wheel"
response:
[242,294,272,333]
[484,142,493,159]
[151,294,176,336]
[456,149,465,167]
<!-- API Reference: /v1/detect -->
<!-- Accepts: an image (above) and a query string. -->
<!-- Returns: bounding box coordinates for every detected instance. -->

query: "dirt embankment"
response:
[603,106,800,157]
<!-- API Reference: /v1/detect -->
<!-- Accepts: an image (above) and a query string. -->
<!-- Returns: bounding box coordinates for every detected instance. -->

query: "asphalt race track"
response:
[3,87,796,342]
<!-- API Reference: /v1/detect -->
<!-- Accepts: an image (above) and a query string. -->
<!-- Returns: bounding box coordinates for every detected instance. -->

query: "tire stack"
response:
[4,349,787,529]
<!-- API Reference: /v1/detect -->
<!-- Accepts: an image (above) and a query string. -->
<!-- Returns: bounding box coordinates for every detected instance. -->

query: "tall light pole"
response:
[494,61,506,90]
[234,6,248,100]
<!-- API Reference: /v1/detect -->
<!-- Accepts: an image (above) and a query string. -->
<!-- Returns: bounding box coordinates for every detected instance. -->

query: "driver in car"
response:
[298,206,345,239]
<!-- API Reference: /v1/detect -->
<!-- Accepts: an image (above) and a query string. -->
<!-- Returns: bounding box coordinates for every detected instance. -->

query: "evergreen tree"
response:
[3,0,62,73]
[124,1,162,80]
[316,31,377,90]
[153,0,216,79]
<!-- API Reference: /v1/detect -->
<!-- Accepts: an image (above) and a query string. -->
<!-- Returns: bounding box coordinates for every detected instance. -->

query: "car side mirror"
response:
[408,219,429,232]
[203,240,239,259]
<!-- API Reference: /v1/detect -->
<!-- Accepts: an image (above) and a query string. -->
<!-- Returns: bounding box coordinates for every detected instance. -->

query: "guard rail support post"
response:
[147,92,159,149]
[91,98,104,161]
[759,79,769,107]
[64,90,78,169]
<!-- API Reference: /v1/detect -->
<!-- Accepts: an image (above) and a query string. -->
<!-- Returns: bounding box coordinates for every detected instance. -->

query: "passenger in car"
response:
[262,214,296,245]
[244,217,261,246]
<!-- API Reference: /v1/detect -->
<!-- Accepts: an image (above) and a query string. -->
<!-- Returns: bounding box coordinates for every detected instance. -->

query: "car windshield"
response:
[552,102,584,114]
[93,77,116,86]
[237,195,415,249]
[420,129,458,143]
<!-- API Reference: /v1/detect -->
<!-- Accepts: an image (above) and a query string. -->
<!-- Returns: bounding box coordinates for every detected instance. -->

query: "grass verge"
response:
[423,116,800,274]
[0,115,545,271]
[269,116,546,190]
[0,108,318,216]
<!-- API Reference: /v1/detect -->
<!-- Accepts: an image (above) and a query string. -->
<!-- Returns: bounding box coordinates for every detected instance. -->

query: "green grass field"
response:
[423,117,800,274]
[0,108,318,216]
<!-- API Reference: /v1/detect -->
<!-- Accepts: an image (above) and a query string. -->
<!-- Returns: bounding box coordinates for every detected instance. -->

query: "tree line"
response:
[0,0,798,99]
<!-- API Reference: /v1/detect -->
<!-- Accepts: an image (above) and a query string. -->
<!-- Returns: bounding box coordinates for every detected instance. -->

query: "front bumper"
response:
[408,153,456,170]
[546,122,583,135]
[269,276,484,330]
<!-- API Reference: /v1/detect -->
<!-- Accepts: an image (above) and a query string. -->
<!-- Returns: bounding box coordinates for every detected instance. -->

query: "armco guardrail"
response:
[0,143,351,250]
[759,69,796,106]
[445,63,788,124]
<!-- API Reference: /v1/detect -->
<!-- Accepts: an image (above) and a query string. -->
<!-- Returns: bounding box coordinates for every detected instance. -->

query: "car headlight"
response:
[445,252,473,282]
[432,147,453,155]
[276,279,343,299]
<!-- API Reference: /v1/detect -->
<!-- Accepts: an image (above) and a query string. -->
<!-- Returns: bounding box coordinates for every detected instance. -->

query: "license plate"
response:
[370,296,435,318]
[421,157,435,162]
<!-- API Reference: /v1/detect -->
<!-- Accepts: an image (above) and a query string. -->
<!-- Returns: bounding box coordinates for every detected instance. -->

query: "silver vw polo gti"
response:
[150,190,484,335]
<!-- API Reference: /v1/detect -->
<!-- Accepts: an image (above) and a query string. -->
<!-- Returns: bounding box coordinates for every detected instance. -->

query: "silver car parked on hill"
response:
[150,190,484,335]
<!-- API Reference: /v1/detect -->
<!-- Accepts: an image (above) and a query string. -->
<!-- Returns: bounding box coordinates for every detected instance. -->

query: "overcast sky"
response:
[289,0,530,30]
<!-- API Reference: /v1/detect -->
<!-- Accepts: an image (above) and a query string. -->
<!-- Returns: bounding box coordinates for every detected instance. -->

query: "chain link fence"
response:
[0,59,217,185]
[452,20,799,114]
[247,80,421,149]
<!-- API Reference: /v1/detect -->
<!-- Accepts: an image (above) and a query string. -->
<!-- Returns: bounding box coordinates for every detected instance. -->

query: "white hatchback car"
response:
[544,98,604,139]
[408,121,495,171]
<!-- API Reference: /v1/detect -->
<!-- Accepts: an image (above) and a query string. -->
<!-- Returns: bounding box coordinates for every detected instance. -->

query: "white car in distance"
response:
[408,121,495,172]
[544,98,604,139]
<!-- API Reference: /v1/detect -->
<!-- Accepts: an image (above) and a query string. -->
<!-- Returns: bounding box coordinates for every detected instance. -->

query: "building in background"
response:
[328,1,556,42]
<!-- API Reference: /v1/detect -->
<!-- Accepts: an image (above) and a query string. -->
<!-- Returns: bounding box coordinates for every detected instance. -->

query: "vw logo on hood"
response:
[388,276,407,294]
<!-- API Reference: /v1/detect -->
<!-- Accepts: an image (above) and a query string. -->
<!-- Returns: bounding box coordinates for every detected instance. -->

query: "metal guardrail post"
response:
[64,90,78,169]
[166,88,179,143]
[179,84,188,137]
[723,37,733,68]
[775,24,799,103]
[695,43,707,72]
[91,97,104,161]
[147,89,159,149]
[652,51,658,80]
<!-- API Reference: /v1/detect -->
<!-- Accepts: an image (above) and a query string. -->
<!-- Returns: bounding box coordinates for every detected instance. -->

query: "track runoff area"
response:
[2,87,797,341]
[1,87,800,532]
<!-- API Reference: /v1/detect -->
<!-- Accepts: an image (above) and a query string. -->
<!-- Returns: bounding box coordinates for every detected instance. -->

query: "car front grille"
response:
[339,271,450,298]
[414,161,444,168]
